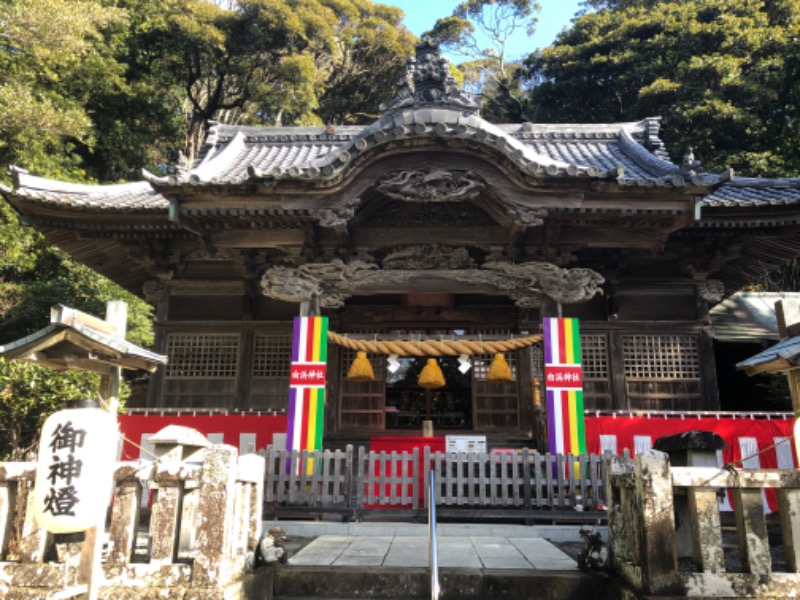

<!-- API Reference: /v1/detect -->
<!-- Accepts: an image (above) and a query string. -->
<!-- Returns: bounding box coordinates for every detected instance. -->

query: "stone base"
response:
[4,568,275,600]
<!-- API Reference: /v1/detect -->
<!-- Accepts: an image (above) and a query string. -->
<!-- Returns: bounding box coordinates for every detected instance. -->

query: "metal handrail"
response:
[428,468,440,600]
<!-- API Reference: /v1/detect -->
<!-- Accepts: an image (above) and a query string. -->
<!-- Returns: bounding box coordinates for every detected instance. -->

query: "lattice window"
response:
[581,334,609,379]
[530,342,544,380]
[165,334,239,379]
[339,347,387,431]
[250,334,292,412]
[622,334,700,379]
[252,335,292,377]
[578,333,611,410]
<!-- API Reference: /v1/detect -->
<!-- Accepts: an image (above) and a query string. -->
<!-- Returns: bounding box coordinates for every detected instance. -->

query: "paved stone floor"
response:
[288,534,578,570]
[265,522,592,571]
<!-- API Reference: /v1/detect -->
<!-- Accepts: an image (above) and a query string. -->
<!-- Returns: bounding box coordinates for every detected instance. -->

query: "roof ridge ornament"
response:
[380,38,480,114]
[681,146,702,172]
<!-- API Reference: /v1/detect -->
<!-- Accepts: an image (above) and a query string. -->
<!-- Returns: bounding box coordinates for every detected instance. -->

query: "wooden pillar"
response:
[146,282,170,408]
[787,370,800,480]
[608,328,628,410]
[100,300,127,415]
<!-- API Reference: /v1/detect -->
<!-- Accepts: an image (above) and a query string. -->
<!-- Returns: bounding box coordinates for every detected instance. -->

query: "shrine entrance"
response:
[334,323,528,436]
[385,355,473,431]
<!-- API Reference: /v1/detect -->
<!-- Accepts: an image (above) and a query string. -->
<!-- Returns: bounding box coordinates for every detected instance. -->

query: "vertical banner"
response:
[544,317,586,456]
[286,316,329,469]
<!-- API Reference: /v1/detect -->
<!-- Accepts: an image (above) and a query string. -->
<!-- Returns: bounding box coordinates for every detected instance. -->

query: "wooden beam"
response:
[211,229,302,248]
[166,280,249,296]
[352,226,508,247]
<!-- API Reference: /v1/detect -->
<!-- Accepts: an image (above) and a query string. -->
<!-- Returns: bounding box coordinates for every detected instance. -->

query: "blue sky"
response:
[384,0,583,61]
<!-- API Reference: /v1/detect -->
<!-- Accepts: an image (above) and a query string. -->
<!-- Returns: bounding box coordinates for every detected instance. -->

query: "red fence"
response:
[119,410,796,471]
[118,411,287,460]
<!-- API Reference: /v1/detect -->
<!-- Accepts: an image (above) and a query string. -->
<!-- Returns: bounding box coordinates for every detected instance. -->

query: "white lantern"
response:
[33,402,118,533]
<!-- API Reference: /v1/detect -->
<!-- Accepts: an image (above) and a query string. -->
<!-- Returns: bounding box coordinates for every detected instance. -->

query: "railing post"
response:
[355,446,366,521]
[0,474,16,559]
[412,447,419,511]
[149,476,183,566]
[633,450,678,593]
[106,464,143,567]
[423,447,430,510]
[653,430,726,562]
[17,476,50,563]
[428,468,439,600]
[238,453,265,557]
[191,444,238,587]
[344,445,354,517]
[732,487,771,574]
[778,488,800,572]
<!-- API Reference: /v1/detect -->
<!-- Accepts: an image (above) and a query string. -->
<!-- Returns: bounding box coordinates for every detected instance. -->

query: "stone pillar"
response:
[654,430,726,565]
[192,444,239,587]
[634,450,678,593]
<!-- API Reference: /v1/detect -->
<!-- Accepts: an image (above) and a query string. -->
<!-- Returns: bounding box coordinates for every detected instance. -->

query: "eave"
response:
[0,307,167,374]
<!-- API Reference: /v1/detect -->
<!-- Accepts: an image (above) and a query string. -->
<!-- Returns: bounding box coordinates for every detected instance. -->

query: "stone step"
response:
[273,565,614,600]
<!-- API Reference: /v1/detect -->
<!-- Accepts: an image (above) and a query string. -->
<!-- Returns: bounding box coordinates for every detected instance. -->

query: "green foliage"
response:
[0,197,153,458]
[0,201,153,345]
[314,0,417,124]
[101,0,415,160]
[0,0,127,179]
[0,0,415,178]
[525,0,800,176]
[0,360,100,459]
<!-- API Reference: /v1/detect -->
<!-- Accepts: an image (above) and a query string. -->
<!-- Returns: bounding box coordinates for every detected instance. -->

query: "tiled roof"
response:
[0,321,167,372]
[736,334,800,375]
[2,169,168,212]
[5,122,800,215]
[709,292,792,341]
[702,178,800,208]
[144,112,708,189]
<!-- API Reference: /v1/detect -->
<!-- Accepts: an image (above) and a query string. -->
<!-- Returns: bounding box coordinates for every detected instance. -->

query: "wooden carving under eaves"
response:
[376,169,484,203]
[260,250,604,309]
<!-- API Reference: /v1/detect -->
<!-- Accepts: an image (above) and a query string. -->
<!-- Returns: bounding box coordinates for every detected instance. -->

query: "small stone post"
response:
[148,426,210,563]
[654,430,726,571]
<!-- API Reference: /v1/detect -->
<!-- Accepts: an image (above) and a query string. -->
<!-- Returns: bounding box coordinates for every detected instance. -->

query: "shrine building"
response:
[3,40,800,456]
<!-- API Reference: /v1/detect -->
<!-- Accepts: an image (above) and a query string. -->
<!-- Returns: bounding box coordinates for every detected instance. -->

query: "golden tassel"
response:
[418,358,445,389]
[347,351,375,382]
[487,353,512,383]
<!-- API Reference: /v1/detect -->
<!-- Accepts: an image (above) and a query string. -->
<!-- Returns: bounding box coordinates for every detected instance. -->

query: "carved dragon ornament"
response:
[260,246,604,308]
[376,169,485,203]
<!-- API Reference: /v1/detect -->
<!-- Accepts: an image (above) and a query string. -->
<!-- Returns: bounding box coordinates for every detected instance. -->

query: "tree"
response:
[112,0,415,162]
[313,0,416,124]
[0,0,128,179]
[0,360,100,460]
[0,198,154,459]
[425,0,540,122]
[524,0,800,176]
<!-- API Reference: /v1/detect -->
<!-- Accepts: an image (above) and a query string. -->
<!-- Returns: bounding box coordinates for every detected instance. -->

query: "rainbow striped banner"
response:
[286,316,328,462]
[544,318,586,456]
